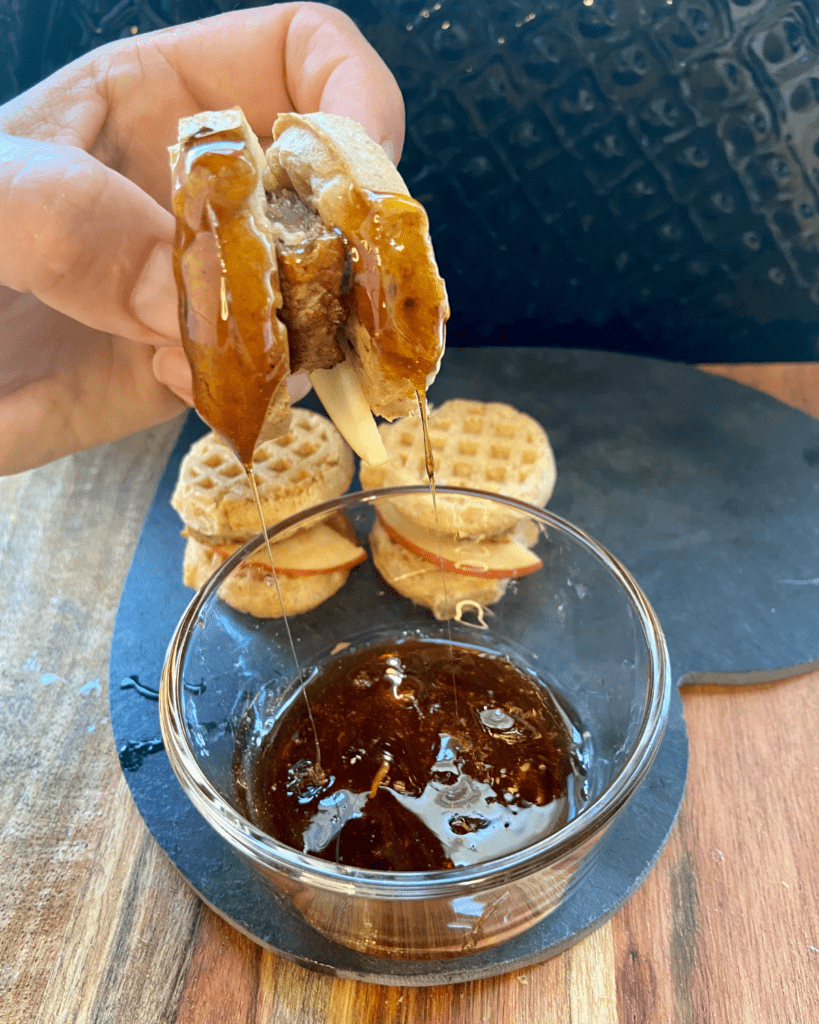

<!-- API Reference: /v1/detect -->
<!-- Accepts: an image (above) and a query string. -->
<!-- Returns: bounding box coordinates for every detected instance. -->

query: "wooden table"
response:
[1,362,818,1023]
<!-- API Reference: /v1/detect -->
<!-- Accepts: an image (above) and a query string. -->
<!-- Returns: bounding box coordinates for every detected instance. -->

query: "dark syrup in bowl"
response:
[232,637,591,871]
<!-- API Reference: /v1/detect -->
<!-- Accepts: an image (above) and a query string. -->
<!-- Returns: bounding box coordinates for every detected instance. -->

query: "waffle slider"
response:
[359,399,556,620]
[172,409,363,618]
[170,108,448,469]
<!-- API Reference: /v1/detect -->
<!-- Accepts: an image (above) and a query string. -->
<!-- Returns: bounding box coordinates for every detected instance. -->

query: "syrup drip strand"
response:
[416,389,459,723]
[244,465,322,768]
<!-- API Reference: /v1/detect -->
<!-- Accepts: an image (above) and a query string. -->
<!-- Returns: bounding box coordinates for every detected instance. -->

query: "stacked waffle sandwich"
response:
[360,399,556,620]
[171,409,363,618]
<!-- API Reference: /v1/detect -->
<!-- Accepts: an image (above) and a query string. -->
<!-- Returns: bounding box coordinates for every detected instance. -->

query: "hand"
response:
[0,3,404,475]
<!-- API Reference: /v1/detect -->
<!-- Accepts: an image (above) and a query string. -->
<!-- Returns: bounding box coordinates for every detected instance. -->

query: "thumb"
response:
[0,132,180,345]
[282,5,405,164]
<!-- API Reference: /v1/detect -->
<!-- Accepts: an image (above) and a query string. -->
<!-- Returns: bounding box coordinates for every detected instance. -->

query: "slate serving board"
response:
[109,347,819,984]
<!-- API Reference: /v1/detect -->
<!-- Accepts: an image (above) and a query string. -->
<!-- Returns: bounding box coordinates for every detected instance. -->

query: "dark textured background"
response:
[3,0,819,362]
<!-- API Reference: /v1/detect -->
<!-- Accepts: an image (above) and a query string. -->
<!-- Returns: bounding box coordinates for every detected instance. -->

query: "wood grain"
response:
[1,363,818,1023]
[699,361,819,417]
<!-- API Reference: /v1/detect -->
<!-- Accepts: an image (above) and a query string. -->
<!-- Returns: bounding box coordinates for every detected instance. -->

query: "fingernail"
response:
[132,241,180,340]
[381,140,396,165]
[155,346,193,402]
[286,372,312,402]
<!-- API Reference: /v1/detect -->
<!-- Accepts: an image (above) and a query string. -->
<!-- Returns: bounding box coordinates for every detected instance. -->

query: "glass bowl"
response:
[160,485,670,960]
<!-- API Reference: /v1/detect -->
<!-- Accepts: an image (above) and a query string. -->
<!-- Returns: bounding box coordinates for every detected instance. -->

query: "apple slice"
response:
[309,362,388,467]
[217,522,366,576]
[376,503,542,579]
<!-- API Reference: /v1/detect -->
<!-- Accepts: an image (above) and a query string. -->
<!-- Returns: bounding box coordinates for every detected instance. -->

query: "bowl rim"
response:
[160,484,671,897]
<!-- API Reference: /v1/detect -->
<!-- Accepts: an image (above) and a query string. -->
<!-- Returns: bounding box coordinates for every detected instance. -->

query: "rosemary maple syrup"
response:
[171,123,306,684]
[171,121,289,469]
[233,637,588,871]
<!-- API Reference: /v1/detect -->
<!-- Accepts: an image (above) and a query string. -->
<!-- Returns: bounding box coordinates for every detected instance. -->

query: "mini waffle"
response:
[360,399,556,538]
[172,408,355,544]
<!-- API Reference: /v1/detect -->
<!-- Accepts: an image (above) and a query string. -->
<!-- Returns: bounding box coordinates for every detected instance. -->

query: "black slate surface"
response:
[109,347,819,983]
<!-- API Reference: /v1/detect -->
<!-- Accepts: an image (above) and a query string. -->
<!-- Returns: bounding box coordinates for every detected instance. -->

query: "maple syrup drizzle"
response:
[172,123,322,764]
[171,126,289,469]
[338,184,449,697]
[337,188,448,401]
[417,389,459,721]
[243,466,321,766]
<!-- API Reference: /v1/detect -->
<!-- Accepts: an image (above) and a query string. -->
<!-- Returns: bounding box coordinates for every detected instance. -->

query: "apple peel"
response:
[216,522,366,577]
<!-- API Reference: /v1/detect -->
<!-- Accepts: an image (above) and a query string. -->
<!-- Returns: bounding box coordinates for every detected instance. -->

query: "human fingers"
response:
[146,5,403,402]
[0,133,180,348]
[154,347,311,409]
[0,2,404,345]
[152,347,193,406]
[148,3,404,161]
[282,3,405,161]
[0,303,186,475]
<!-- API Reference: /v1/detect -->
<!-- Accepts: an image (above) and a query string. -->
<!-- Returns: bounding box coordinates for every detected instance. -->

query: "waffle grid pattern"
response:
[172,408,354,539]
[363,400,556,537]
[380,400,554,497]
